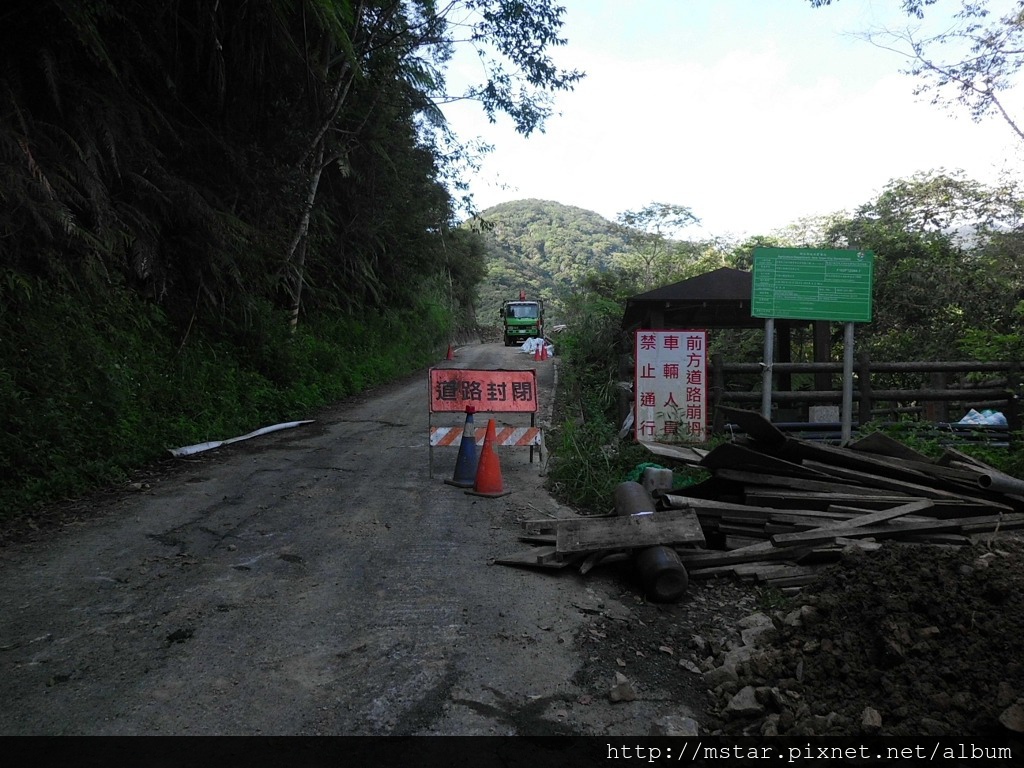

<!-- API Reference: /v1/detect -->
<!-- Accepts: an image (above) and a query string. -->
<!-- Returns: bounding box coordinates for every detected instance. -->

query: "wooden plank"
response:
[761,500,938,549]
[700,442,829,478]
[714,510,774,526]
[751,492,993,518]
[792,439,1020,509]
[744,490,926,510]
[723,535,764,550]
[734,563,819,582]
[521,515,615,537]
[661,495,848,522]
[957,512,1024,533]
[675,541,815,568]
[662,475,747,504]
[493,546,581,570]
[770,517,961,548]
[554,509,705,553]
[519,534,556,545]
[826,505,939,526]
[686,564,742,579]
[810,499,935,530]
[710,505,778,522]
[786,438,936,482]
[825,500,1000,519]
[764,522,805,535]
[878,456,984,484]
[717,522,772,537]
[714,468,896,496]
[717,406,788,447]
[766,510,859,527]
[936,446,1000,471]
[720,511,859,533]
[642,441,708,466]
[801,460,1001,504]
[847,431,935,463]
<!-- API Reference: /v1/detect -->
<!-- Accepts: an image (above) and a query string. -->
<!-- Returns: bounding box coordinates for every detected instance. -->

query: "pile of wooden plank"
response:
[497,406,1024,594]
[658,407,1024,589]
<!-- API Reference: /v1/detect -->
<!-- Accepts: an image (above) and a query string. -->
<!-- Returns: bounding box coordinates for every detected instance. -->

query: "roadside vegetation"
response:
[0,283,456,514]
[6,0,1024,524]
[0,1,581,521]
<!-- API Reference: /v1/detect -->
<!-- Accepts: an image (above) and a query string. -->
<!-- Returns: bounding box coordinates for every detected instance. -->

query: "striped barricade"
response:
[428,368,544,477]
[429,425,543,449]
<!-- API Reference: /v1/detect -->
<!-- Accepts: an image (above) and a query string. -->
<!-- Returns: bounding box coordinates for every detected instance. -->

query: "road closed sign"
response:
[634,330,707,443]
[428,368,538,413]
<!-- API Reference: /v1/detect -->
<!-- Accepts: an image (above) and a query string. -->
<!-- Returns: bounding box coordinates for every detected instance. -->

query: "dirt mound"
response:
[706,533,1024,738]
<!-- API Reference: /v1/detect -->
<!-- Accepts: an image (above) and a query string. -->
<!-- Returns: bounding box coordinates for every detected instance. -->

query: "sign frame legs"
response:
[841,321,855,445]
[761,317,774,421]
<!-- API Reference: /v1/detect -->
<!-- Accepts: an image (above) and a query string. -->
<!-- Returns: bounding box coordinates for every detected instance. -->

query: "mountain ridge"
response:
[470,198,631,324]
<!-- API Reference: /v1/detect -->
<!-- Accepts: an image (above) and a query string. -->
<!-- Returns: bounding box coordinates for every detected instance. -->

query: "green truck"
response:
[500,292,544,346]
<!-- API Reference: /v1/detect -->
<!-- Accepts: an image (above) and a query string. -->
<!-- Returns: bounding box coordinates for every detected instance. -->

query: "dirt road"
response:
[0,342,707,736]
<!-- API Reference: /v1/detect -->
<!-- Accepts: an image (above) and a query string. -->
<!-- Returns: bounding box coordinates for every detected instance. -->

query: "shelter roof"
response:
[622,267,766,330]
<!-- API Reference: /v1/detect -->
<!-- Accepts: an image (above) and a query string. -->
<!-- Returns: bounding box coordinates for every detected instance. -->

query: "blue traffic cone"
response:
[444,406,479,488]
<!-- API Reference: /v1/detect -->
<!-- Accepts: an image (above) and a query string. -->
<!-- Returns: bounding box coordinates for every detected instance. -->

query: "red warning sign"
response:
[428,368,538,413]
[634,330,707,443]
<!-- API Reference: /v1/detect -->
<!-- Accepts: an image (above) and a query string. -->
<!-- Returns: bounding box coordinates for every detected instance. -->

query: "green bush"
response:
[0,281,455,520]
[546,414,660,514]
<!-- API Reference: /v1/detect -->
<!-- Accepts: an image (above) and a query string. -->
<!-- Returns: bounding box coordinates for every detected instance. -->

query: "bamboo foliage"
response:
[1,0,582,336]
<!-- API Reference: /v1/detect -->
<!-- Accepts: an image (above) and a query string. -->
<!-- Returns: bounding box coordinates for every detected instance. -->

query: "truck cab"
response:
[500,292,544,346]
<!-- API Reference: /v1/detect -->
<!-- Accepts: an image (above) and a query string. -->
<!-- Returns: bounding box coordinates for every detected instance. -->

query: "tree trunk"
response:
[287,139,325,332]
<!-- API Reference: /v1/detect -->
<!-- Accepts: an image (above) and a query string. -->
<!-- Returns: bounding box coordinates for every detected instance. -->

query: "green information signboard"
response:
[752,247,874,322]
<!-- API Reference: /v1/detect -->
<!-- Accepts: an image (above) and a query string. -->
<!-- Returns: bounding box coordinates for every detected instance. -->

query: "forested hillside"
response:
[5,2,1024,523]
[471,180,1024,371]
[0,1,581,517]
[471,199,631,324]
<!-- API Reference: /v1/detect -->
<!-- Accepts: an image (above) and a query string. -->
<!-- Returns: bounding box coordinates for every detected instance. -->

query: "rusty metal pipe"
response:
[613,482,689,602]
[634,545,689,603]
[613,481,656,517]
[976,471,1024,497]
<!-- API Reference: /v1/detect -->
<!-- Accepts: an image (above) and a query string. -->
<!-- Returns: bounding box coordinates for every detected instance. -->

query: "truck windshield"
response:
[509,304,539,319]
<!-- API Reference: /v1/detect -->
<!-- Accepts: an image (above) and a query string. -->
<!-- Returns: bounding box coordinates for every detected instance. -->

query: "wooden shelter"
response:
[622,267,757,330]
[622,267,833,395]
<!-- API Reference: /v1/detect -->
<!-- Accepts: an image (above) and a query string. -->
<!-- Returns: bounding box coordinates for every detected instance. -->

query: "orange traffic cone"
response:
[444,406,478,488]
[540,342,548,361]
[446,344,455,360]
[533,342,542,362]
[466,419,511,498]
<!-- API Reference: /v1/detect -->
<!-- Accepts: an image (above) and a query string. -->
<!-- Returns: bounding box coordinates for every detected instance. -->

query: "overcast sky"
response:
[441,0,1024,239]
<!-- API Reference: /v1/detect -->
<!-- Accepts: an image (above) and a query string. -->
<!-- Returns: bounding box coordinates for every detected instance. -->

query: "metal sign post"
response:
[841,321,855,444]
[762,317,774,420]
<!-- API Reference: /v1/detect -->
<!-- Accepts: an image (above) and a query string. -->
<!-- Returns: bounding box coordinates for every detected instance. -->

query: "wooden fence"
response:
[708,353,1022,436]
